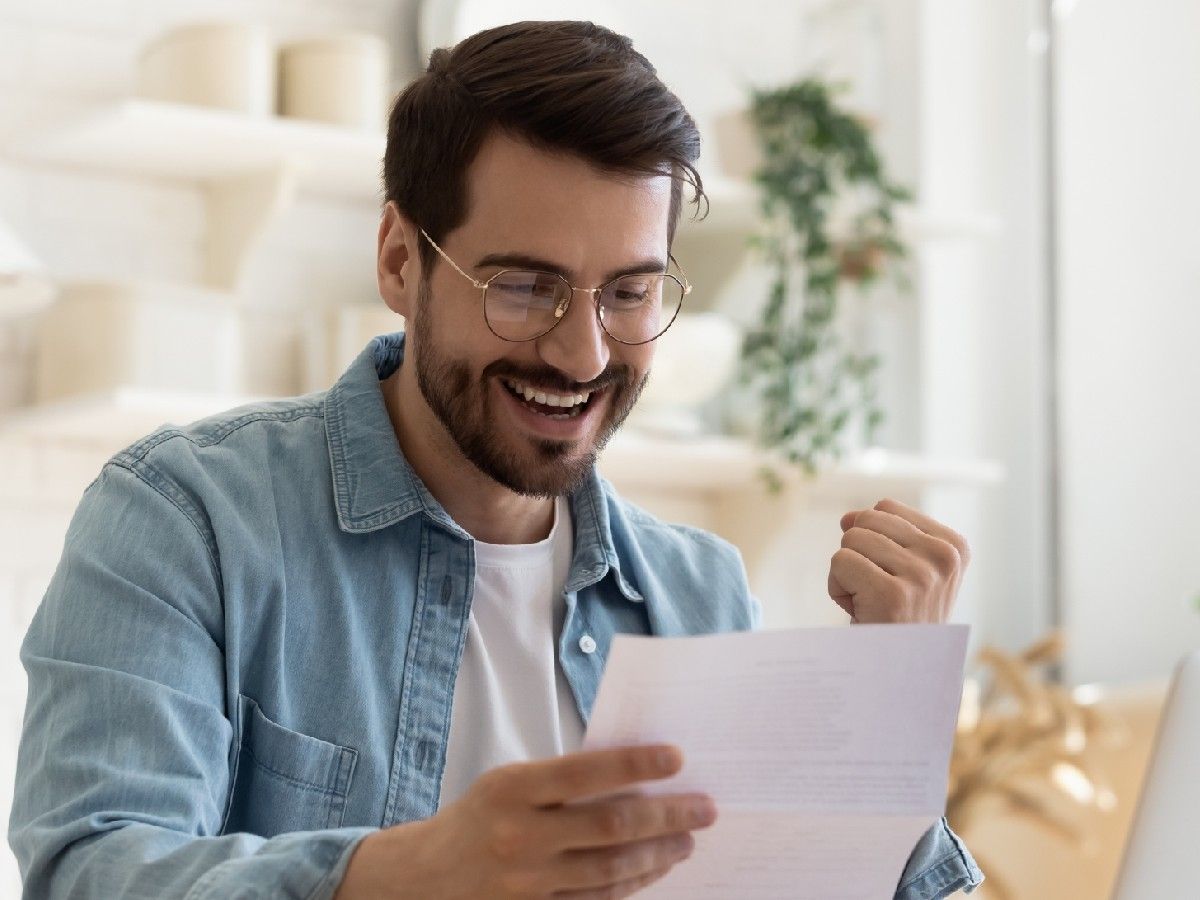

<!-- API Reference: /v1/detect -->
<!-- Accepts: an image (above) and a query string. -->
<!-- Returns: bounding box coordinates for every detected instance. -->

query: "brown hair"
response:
[382,20,707,273]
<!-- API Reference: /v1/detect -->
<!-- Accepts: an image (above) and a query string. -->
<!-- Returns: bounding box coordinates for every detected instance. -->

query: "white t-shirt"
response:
[437,495,586,808]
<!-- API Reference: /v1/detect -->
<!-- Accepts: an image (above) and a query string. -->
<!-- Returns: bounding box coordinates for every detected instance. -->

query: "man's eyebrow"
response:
[473,252,668,283]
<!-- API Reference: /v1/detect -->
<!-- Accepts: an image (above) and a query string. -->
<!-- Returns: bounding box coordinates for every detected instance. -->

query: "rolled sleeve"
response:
[7,463,377,898]
[894,817,985,899]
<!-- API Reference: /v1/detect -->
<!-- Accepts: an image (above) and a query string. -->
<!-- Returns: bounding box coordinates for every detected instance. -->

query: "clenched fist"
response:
[828,498,970,624]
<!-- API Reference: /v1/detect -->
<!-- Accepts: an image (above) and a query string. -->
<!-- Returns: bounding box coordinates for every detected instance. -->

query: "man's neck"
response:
[381,366,555,545]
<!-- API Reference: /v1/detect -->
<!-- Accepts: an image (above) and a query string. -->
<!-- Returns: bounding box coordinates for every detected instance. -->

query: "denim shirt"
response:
[8,332,983,899]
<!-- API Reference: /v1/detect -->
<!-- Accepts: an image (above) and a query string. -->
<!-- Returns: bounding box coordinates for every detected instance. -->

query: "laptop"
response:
[1109,649,1200,899]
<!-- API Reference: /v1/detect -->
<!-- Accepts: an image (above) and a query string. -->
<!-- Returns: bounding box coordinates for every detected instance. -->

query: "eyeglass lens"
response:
[484,271,684,343]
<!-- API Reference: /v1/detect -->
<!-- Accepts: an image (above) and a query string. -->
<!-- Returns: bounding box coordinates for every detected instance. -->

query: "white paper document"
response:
[582,624,970,899]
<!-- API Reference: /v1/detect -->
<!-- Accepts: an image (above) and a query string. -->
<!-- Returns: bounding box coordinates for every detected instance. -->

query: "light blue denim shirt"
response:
[9,332,983,899]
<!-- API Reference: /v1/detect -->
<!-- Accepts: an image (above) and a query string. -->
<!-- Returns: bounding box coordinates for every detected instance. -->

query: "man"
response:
[8,20,983,900]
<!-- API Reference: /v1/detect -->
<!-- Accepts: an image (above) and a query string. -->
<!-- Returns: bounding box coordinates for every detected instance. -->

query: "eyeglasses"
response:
[419,228,691,345]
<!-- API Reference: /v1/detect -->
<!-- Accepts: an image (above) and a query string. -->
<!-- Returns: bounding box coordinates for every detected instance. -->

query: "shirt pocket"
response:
[221,693,359,838]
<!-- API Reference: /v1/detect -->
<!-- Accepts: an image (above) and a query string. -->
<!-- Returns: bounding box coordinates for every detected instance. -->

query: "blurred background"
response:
[0,0,1196,897]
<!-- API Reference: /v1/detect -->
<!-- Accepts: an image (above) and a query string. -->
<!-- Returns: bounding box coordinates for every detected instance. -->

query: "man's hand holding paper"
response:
[583,624,972,899]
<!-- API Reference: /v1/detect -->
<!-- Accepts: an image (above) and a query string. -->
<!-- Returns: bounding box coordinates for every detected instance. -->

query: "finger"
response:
[550,793,717,850]
[501,745,683,807]
[841,526,935,584]
[872,499,971,565]
[839,509,864,532]
[828,546,893,606]
[554,832,694,891]
[844,508,925,548]
[555,863,676,899]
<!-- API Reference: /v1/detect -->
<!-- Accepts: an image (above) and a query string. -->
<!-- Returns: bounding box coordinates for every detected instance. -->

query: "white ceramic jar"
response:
[278,34,390,131]
[33,281,243,403]
[138,21,275,116]
[628,311,742,437]
[301,304,405,392]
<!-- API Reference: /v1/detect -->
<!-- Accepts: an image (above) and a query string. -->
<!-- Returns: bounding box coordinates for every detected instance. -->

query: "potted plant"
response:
[740,77,912,478]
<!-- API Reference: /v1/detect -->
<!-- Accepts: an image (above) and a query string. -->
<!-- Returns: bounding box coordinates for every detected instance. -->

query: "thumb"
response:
[827,567,855,617]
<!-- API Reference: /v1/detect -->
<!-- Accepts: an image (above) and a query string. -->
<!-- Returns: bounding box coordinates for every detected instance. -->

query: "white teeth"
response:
[505,378,592,409]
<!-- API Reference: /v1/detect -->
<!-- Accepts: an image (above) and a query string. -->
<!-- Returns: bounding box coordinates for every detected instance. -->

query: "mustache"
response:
[482,359,635,394]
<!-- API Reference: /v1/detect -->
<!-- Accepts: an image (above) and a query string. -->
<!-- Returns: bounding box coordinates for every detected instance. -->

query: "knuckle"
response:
[486,817,526,864]
[916,564,937,591]
[598,803,633,841]
[661,800,685,832]
[853,509,881,528]
[594,847,631,883]
[612,751,650,788]
[928,537,960,572]
[955,532,972,564]
[628,748,656,780]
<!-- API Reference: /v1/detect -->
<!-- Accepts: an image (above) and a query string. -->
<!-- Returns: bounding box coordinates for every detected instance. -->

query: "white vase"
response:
[301,304,405,391]
[33,280,243,403]
[138,21,275,116]
[278,34,391,132]
[628,312,741,438]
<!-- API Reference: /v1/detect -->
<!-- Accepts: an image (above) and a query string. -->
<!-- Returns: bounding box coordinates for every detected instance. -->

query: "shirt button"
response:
[578,634,597,654]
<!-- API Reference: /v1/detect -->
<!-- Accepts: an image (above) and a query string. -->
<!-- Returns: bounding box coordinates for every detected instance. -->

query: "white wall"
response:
[917,0,1057,662]
[1055,0,1200,684]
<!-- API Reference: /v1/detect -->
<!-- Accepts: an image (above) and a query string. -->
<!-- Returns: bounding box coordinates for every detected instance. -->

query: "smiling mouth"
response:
[500,377,599,419]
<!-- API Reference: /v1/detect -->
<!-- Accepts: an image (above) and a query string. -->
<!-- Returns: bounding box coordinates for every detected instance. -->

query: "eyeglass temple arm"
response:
[420,228,489,290]
[670,253,693,295]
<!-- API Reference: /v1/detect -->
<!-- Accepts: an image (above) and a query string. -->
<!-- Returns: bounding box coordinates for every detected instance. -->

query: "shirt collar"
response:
[322,332,642,602]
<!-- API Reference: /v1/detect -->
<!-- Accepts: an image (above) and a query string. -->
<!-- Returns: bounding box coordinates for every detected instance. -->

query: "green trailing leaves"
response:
[742,77,912,482]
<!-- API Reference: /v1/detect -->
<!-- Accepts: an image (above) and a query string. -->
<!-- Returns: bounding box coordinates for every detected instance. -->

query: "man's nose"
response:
[535,288,610,385]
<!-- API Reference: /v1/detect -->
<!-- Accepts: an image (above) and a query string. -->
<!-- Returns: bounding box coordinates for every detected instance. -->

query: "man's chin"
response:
[484,435,598,498]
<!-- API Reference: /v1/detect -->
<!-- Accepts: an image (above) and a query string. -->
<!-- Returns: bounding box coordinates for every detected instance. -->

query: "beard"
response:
[409,277,646,498]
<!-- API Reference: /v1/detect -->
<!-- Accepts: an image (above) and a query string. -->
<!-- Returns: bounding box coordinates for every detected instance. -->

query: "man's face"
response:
[407,130,671,498]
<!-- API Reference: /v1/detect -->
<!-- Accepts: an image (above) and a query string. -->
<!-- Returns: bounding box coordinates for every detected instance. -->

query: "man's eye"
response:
[607,279,656,307]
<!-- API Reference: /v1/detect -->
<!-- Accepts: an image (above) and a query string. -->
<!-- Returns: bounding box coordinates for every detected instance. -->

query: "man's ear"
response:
[377,201,419,318]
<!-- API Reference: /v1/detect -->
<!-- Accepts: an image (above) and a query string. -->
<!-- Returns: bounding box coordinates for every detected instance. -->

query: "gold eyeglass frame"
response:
[419,227,692,345]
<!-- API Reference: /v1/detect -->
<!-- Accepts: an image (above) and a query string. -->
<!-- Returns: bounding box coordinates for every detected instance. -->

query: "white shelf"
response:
[0,389,1004,496]
[679,175,1001,241]
[0,388,273,445]
[601,430,1003,495]
[7,98,385,200]
[4,99,1000,245]
[2,98,389,288]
